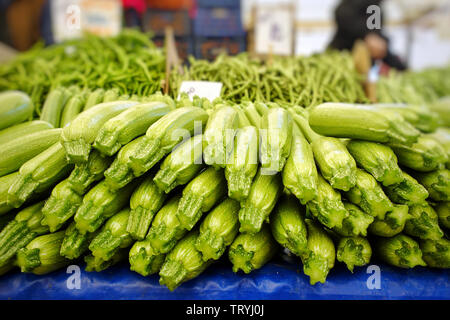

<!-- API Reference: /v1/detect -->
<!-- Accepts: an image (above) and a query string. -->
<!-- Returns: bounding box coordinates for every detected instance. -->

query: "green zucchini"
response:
[40,87,69,128]
[127,173,167,240]
[93,101,174,156]
[0,172,19,215]
[308,102,420,146]
[16,230,70,274]
[0,128,62,177]
[61,100,140,164]
[7,142,73,208]
[0,201,48,268]
[0,120,53,145]
[0,90,33,130]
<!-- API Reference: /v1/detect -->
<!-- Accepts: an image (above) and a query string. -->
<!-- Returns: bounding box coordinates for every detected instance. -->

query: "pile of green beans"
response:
[170,50,368,107]
[0,29,166,117]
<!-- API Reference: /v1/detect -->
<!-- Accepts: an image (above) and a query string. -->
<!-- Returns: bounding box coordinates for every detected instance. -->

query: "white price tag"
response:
[254,5,294,56]
[178,81,223,101]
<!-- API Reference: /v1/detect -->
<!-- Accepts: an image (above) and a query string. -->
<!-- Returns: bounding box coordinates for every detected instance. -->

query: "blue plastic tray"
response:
[0,259,448,300]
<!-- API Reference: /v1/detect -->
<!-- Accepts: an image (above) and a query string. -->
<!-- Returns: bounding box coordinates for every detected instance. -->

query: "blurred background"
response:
[0,0,449,70]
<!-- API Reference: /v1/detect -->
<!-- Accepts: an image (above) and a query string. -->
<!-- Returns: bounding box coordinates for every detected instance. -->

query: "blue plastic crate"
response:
[143,9,192,37]
[194,36,246,60]
[194,7,244,37]
[197,0,240,8]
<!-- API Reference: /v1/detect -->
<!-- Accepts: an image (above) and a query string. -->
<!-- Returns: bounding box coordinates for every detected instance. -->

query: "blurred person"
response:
[329,0,407,71]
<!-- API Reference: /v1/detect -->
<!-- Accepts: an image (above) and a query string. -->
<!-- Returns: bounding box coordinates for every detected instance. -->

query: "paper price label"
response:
[254,5,294,56]
[80,0,122,37]
[178,81,223,101]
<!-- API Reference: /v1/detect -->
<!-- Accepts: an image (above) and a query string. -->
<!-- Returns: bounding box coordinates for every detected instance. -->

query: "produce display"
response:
[0,30,449,292]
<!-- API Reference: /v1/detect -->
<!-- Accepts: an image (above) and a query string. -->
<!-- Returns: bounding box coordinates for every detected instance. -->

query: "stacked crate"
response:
[193,0,246,60]
[143,0,194,61]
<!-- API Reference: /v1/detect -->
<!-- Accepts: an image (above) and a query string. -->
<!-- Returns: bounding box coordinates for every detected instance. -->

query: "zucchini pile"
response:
[0,85,448,291]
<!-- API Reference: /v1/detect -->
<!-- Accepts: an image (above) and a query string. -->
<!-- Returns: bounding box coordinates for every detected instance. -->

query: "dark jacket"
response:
[329,0,407,70]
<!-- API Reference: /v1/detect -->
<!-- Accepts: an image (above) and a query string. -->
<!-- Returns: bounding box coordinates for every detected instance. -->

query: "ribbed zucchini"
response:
[67,149,113,195]
[301,219,336,285]
[371,103,439,133]
[127,173,167,240]
[435,202,449,229]
[147,196,186,254]
[229,225,278,274]
[61,100,140,163]
[0,90,33,130]
[176,167,227,231]
[346,140,404,186]
[306,175,348,229]
[16,230,69,274]
[270,194,308,257]
[291,109,356,191]
[60,91,88,127]
[336,236,372,272]
[85,248,128,272]
[390,136,448,172]
[60,222,98,260]
[40,87,69,128]
[153,134,204,193]
[259,107,292,173]
[203,106,239,169]
[129,238,165,276]
[281,125,318,204]
[345,168,394,220]
[83,88,105,110]
[383,171,429,205]
[159,231,212,291]
[0,120,53,145]
[94,101,174,156]
[195,198,240,261]
[41,179,83,232]
[368,204,410,237]
[413,169,450,202]
[88,208,133,261]
[0,128,62,177]
[74,179,137,234]
[419,238,450,269]
[373,234,426,268]
[7,142,72,208]
[102,88,120,103]
[238,168,283,234]
[225,125,259,201]
[0,201,47,268]
[404,203,444,240]
[308,102,420,145]
[333,202,374,237]
[128,107,209,177]
[0,172,18,215]
[104,136,145,190]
